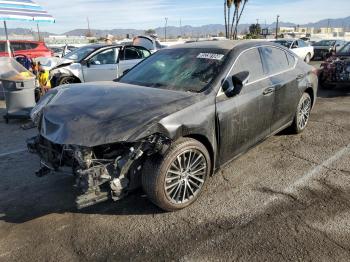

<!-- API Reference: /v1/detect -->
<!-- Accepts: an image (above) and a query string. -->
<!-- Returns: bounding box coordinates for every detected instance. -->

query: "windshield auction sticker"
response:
[197,53,224,60]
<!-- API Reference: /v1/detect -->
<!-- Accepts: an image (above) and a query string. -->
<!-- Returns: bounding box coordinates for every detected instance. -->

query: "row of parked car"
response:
[272,38,348,63]
[1,37,348,89]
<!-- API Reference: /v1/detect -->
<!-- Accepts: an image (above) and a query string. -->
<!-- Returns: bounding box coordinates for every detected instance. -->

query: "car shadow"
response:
[317,84,350,98]
[0,165,163,224]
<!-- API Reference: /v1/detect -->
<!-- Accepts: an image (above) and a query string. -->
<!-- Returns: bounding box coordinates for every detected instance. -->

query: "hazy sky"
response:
[3,0,350,33]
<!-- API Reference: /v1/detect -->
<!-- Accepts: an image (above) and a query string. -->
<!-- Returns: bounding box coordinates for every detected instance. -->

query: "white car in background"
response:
[273,39,314,63]
[132,35,165,53]
[48,44,151,87]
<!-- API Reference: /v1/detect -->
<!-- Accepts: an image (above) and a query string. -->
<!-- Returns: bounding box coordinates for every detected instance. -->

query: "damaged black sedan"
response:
[27,41,318,211]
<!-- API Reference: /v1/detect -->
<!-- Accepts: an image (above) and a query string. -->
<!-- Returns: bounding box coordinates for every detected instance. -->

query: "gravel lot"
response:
[0,68,349,261]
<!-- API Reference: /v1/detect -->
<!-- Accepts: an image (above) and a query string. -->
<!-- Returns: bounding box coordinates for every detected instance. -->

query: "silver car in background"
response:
[49,44,151,87]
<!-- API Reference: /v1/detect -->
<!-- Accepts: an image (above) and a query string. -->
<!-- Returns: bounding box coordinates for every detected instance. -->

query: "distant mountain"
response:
[1,16,350,38]
[64,28,144,37]
[304,16,350,29]
[0,27,54,37]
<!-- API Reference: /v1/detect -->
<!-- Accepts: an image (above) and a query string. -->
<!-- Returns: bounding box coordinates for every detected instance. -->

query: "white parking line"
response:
[285,144,350,193]
[266,143,350,204]
[0,148,27,158]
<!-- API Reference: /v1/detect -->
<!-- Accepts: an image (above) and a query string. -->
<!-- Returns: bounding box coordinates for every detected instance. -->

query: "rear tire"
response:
[142,138,211,211]
[291,92,312,134]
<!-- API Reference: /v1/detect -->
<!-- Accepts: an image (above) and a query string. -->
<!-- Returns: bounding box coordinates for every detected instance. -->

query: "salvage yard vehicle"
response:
[49,44,151,87]
[273,39,314,63]
[319,42,350,88]
[27,40,318,211]
[312,39,347,61]
[0,40,52,59]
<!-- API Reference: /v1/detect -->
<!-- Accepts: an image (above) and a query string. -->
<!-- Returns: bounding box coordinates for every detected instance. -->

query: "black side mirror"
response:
[224,71,249,97]
[222,71,249,97]
[81,60,90,68]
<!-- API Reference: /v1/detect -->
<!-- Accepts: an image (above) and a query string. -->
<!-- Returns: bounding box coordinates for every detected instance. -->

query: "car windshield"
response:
[63,46,97,61]
[119,48,229,93]
[274,40,292,48]
[313,40,336,47]
[337,42,350,55]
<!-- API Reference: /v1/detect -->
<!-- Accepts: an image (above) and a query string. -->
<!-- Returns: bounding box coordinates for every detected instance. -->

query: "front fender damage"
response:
[27,133,171,209]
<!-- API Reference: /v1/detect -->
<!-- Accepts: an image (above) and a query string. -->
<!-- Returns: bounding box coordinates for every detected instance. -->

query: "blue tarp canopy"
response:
[0,0,54,22]
[0,1,54,56]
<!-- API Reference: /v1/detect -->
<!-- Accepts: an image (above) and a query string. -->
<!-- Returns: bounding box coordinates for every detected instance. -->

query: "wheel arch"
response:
[183,134,215,176]
[304,86,315,108]
[58,74,82,85]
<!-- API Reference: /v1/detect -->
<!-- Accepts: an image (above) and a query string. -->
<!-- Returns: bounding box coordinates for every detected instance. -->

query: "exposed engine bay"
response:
[27,134,170,209]
[321,56,350,83]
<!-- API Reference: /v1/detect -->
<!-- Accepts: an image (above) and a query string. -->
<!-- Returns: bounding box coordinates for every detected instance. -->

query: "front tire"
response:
[58,76,79,86]
[291,92,312,134]
[142,138,211,211]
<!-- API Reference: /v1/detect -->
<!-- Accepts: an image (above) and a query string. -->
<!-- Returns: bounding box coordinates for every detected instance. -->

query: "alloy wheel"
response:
[165,149,207,204]
[298,96,311,130]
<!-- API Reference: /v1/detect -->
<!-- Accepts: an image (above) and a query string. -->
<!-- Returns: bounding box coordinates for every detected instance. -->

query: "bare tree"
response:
[224,1,228,37]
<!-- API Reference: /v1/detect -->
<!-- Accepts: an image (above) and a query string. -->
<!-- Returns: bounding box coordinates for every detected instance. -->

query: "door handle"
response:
[263,87,274,95]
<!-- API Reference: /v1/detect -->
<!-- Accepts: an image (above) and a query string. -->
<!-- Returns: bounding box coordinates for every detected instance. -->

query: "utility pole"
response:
[179,18,182,38]
[327,19,330,34]
[164,17,168,42]
[87,17,92,37]
[275,15,280,40]
[37,23,41,41]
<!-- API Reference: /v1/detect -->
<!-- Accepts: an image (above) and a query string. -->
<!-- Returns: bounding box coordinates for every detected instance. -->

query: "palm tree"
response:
[226,0,233,38]
[230,0,241,39]
[234,0,248,39]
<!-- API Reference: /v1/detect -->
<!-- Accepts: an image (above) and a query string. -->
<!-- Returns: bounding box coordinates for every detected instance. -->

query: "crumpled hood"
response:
[40,82,197,147]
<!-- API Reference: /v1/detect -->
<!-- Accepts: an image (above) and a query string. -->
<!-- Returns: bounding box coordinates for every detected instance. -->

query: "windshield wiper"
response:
[150,82,166,87]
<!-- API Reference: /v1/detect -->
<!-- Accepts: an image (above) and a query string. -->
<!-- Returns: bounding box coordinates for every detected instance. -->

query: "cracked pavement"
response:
[0,77,349,261]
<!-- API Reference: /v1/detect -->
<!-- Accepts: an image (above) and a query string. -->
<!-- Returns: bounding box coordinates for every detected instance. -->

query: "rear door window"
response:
[11,42,26,51]
[232,48,264,83]
[259,46,290,75]
[134,46,151,58]
[124,47,143,60]
[26,42,38,50]
[286,52,296,66]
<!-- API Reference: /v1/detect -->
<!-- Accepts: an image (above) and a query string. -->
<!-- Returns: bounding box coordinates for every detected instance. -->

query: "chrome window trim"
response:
[217,45,298,97]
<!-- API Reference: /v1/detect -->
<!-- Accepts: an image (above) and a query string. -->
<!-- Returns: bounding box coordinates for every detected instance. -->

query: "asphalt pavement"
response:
[0,67,349,261]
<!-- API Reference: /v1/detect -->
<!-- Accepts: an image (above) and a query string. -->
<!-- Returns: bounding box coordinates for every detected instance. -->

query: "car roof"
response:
[167,40,284,51]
